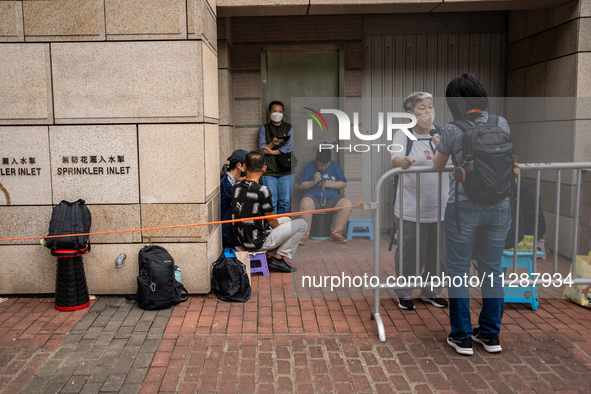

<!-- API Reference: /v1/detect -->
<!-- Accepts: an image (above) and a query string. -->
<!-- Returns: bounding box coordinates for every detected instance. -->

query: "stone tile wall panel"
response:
[205,124,221,198]
[219,69,234,126]
[218,40,232,70]
[549,0,579,27]
[141,204,209,243]
[0,44,53,125]
[0,126,52,205]
[0,1,23,42]
[188,0,218,48]
[0,206,52,245]
[22,0,105,41]
[203,44,220,120]
[138,124,206,204]
[217,16,231,41]
[219,126,235,168]
[49,125,139,204]
[105,0,187,40]
[0,245,55,293]
[88,204,142,244]
[52,41,203,124]
[546,54,577,97]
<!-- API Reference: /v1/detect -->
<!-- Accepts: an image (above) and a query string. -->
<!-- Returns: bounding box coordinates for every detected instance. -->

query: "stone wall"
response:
[507,0,591,258]
[0,0,220,294]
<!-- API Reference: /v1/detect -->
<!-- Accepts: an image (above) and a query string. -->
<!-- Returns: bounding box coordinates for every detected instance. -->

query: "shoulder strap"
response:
[487,114,499,126]
[393,135,413,193]
[264,123,273,145]
[179,285,189,302]
[405,136,413,157]
[72,201,80,250]
[450,119,472,132]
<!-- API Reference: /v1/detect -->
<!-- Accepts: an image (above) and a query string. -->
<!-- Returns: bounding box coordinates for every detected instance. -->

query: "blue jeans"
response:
[445,199,511,340]
[261,174,293,214]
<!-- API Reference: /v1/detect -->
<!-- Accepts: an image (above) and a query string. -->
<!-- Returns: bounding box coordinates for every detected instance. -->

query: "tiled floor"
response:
[2,235,591,393]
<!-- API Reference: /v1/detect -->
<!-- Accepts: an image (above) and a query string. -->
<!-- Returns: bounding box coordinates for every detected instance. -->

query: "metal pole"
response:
[554,171,561,274]
[415,173,421,276]
[513,171,522,270]
[399,176,404,277]
[572,169,582,276]
[436,172,442,275]
[533,170,541,273]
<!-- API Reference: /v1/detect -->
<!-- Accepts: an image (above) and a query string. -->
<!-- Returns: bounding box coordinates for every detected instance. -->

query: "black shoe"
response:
[447,336,473,356]
[267,257,297,273]
[397,297,415,310]
[471,330,502,353]
[419,294,449,308]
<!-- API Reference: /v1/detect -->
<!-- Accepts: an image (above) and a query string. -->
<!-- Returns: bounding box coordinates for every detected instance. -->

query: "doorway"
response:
[261,45,344,208]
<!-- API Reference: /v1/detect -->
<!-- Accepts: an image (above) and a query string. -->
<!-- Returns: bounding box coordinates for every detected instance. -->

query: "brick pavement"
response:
[3,236,591,393]
[21,297,172,394]
[0,298,95,394]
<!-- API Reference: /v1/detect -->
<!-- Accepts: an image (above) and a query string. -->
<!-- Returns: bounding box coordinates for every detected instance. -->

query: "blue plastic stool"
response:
[346,218,374,240]
[501,250,543,311]
[249,252,269,276]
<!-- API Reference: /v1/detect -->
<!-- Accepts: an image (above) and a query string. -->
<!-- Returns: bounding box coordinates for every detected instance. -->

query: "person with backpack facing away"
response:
[433,74,513,356]
[390,92,449,310]
[221,149,248,248]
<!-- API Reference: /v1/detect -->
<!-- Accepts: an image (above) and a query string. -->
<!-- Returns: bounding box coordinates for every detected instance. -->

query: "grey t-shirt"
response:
[435,111,511,202]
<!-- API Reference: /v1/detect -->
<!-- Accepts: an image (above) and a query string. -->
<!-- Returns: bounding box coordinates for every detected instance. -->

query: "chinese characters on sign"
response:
[0,156,41,176]
[56,154,131,176]
[1,154,132,177]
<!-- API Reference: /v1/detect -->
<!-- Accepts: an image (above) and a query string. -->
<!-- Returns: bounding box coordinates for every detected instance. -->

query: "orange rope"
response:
[0,199,364,242]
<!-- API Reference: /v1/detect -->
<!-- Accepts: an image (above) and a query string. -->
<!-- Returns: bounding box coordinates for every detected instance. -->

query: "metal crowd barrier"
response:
[369,162,591,342]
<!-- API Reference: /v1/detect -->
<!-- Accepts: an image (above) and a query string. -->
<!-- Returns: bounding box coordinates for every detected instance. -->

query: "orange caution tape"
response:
[0,198,364,242]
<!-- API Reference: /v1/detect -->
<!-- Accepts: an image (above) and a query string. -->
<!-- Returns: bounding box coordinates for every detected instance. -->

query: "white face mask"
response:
[417,113,435,128]
[270,112,283,123]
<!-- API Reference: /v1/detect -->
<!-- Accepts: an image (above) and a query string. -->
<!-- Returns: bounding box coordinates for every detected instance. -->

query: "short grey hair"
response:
[403,92,433,112]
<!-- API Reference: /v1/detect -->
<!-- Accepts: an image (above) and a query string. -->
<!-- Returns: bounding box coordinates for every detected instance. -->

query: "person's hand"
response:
[432,135,440,145]
[319,179,330,187]
[400,156,416,169]
[313,172,321,184]
[272,137,284,146]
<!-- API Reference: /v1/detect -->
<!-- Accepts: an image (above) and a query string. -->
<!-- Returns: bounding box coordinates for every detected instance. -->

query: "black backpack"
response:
[211,248,251,302]
[129,245,188,310]
[451,115,515,205]
[451,115,516,233]
[44,199,92,256]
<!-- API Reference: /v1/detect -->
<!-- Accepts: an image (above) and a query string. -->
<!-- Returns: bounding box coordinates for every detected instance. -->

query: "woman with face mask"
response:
[258,100,294,214]
[390,92,450,311]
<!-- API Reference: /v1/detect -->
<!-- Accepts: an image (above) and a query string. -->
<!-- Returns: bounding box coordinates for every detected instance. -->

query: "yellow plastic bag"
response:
[507,235,534,252]
[562,253,591,308]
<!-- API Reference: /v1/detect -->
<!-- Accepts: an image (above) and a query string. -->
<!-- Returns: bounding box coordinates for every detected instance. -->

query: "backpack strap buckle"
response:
[150,282,156,292]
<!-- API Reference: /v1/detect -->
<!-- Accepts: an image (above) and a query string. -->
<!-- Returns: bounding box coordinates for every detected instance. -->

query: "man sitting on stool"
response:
[298,149,352,245]
[231,151,307,273]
